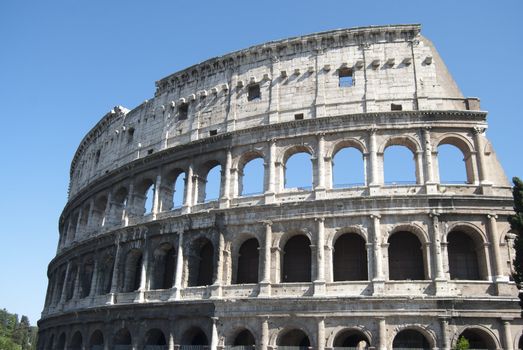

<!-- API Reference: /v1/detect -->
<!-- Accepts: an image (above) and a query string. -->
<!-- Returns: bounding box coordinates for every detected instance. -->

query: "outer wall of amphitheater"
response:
[38,24,522,350]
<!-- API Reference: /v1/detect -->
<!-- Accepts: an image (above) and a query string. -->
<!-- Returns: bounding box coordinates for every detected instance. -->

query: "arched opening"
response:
[91,195,108,227]
[172,172,186,209]
[65,265,78,301]
[448,231,481,280]
[113,187,128,223]
[145,328,167,348]
[204,164,222,202]
[135,178,155,216]
[437,144,469,184]
[182,327,208,346]
[96,255,114,295]
[333,233,368,281]
[388,232,424,280]
[285,152,313,190]
[518,334,523,350]
[236,238,260,284]
[278,329,310,347]
[69,331,83,350]
[54,269,66,304]
[57,333,66,350]
[114,328,132,347]
[458,328,497,350]
[123,249,143,292]
[89,330,104,350]
[240,157,264,196]
[233,329,256,346]
[79,259,94,298]
[392,329,430,349]
[151,243,176,290]
[282,235,311,282]
[333,329,370,348]
[45,334,54,350]
[384,145,416,184]
[332,147,365,188]
[188,238,214,286]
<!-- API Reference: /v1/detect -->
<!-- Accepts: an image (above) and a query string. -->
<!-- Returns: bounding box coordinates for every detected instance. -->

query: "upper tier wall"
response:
[69,24,476,198]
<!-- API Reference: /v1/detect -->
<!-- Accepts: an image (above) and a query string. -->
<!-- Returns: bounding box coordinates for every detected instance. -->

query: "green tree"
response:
[0,335,22,350]
[455,336,470,350]
[508,177,523,315]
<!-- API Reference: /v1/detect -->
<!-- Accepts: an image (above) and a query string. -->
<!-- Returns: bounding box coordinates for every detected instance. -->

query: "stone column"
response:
[59,262,71,304]
[260,222,272,291]
[316,134,326,190]
[415,151,425,184]
[173,230,184,300]
[210,317,219,350]
[439,317,449,350]
[317,317,325,350]
[139,239,149,297]
[314,218,326,295]
[215,232,225,285]
[86,198,95,232]
[260,317,269,350]
[371,214,385,295]
[473,127,489,184]
[168,331,175,350]
[88,258,99,299]
[368,128,379,193]
[123,182,134,226]
[183,164,194,213]
[378,317,386,350]
[502,319,514,350]
[102,192,112,227]
[487,214,506,282]
[423,128,437,193]
[152,174,162,217]
[109,239,122,299]
[220,149,232,207]
[430,213,445,280]
[265,139,276,203]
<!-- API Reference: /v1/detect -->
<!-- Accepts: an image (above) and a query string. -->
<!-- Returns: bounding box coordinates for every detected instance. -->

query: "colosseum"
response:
[38,24,522,350]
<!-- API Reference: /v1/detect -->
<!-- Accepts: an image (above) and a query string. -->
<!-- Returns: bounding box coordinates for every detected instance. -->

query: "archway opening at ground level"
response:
[145,328,167,346]
[333,329,370,348]
[278,329,310,347]
[233,329,256,346]
[392,329,430,349]
[89,330,104,349]
[458,328,497,350]
[114,328,132,346]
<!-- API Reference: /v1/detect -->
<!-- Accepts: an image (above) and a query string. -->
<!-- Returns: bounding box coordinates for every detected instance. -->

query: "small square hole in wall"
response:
[147,149,154,155]
[247,84,261,101]
[209,129,218,136]
[178,103,189,120]
[338,67,353,87]
[391,103,402,111]
[294,113,304,120]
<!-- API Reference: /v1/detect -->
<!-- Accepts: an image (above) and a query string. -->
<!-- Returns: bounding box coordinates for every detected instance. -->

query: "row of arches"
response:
[60,131,484,248]
[46,225,492,307]
[42,323,516,349]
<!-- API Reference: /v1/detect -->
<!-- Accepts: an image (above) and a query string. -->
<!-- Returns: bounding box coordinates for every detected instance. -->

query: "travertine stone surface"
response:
[38,24,521,350]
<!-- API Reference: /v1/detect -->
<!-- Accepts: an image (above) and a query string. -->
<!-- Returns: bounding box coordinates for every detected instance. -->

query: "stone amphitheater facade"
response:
[38,24,522,350]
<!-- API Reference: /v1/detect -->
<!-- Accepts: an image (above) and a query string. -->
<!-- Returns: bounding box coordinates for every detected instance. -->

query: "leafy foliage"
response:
[455,336,470,350]
[0,309,37,350]
[509,177,523,315]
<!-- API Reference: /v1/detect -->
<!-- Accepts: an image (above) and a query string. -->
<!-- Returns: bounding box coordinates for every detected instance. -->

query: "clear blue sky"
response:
[1,0,522,325]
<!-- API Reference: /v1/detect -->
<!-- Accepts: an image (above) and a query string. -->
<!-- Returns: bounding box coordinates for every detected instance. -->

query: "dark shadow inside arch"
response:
[145,328,167,346]
[458,328,497,350]
[448,231,481,280]
[151,243,176,290]
[282,235,311,283]
[96,254,114,295]
[182,327,209,346]
[333,233,368,281]
[70,331,83,350]
[188,238,214,287]
[392,329,430,349]
[518,334,523,350]
[236,238,260,284]
[56,333,66,350]
[333,329,370,348]
[123,249,143,292]
[388,231,424,280]
[89,330,104,349]
[233,329,256,346]
[278,329,310,347]
[114,328,132,345]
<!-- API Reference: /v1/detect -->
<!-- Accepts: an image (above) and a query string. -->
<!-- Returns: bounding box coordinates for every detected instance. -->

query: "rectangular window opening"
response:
[247,84,261,101]
[178,104,189,120]
[294,113,304,120]
[391,103,402,111]
[338,67,353,87]
[209,129,218,136]
[147,149,154,155]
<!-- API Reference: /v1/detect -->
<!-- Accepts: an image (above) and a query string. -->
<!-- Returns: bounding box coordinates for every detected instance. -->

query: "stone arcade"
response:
[38,24,522,350]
